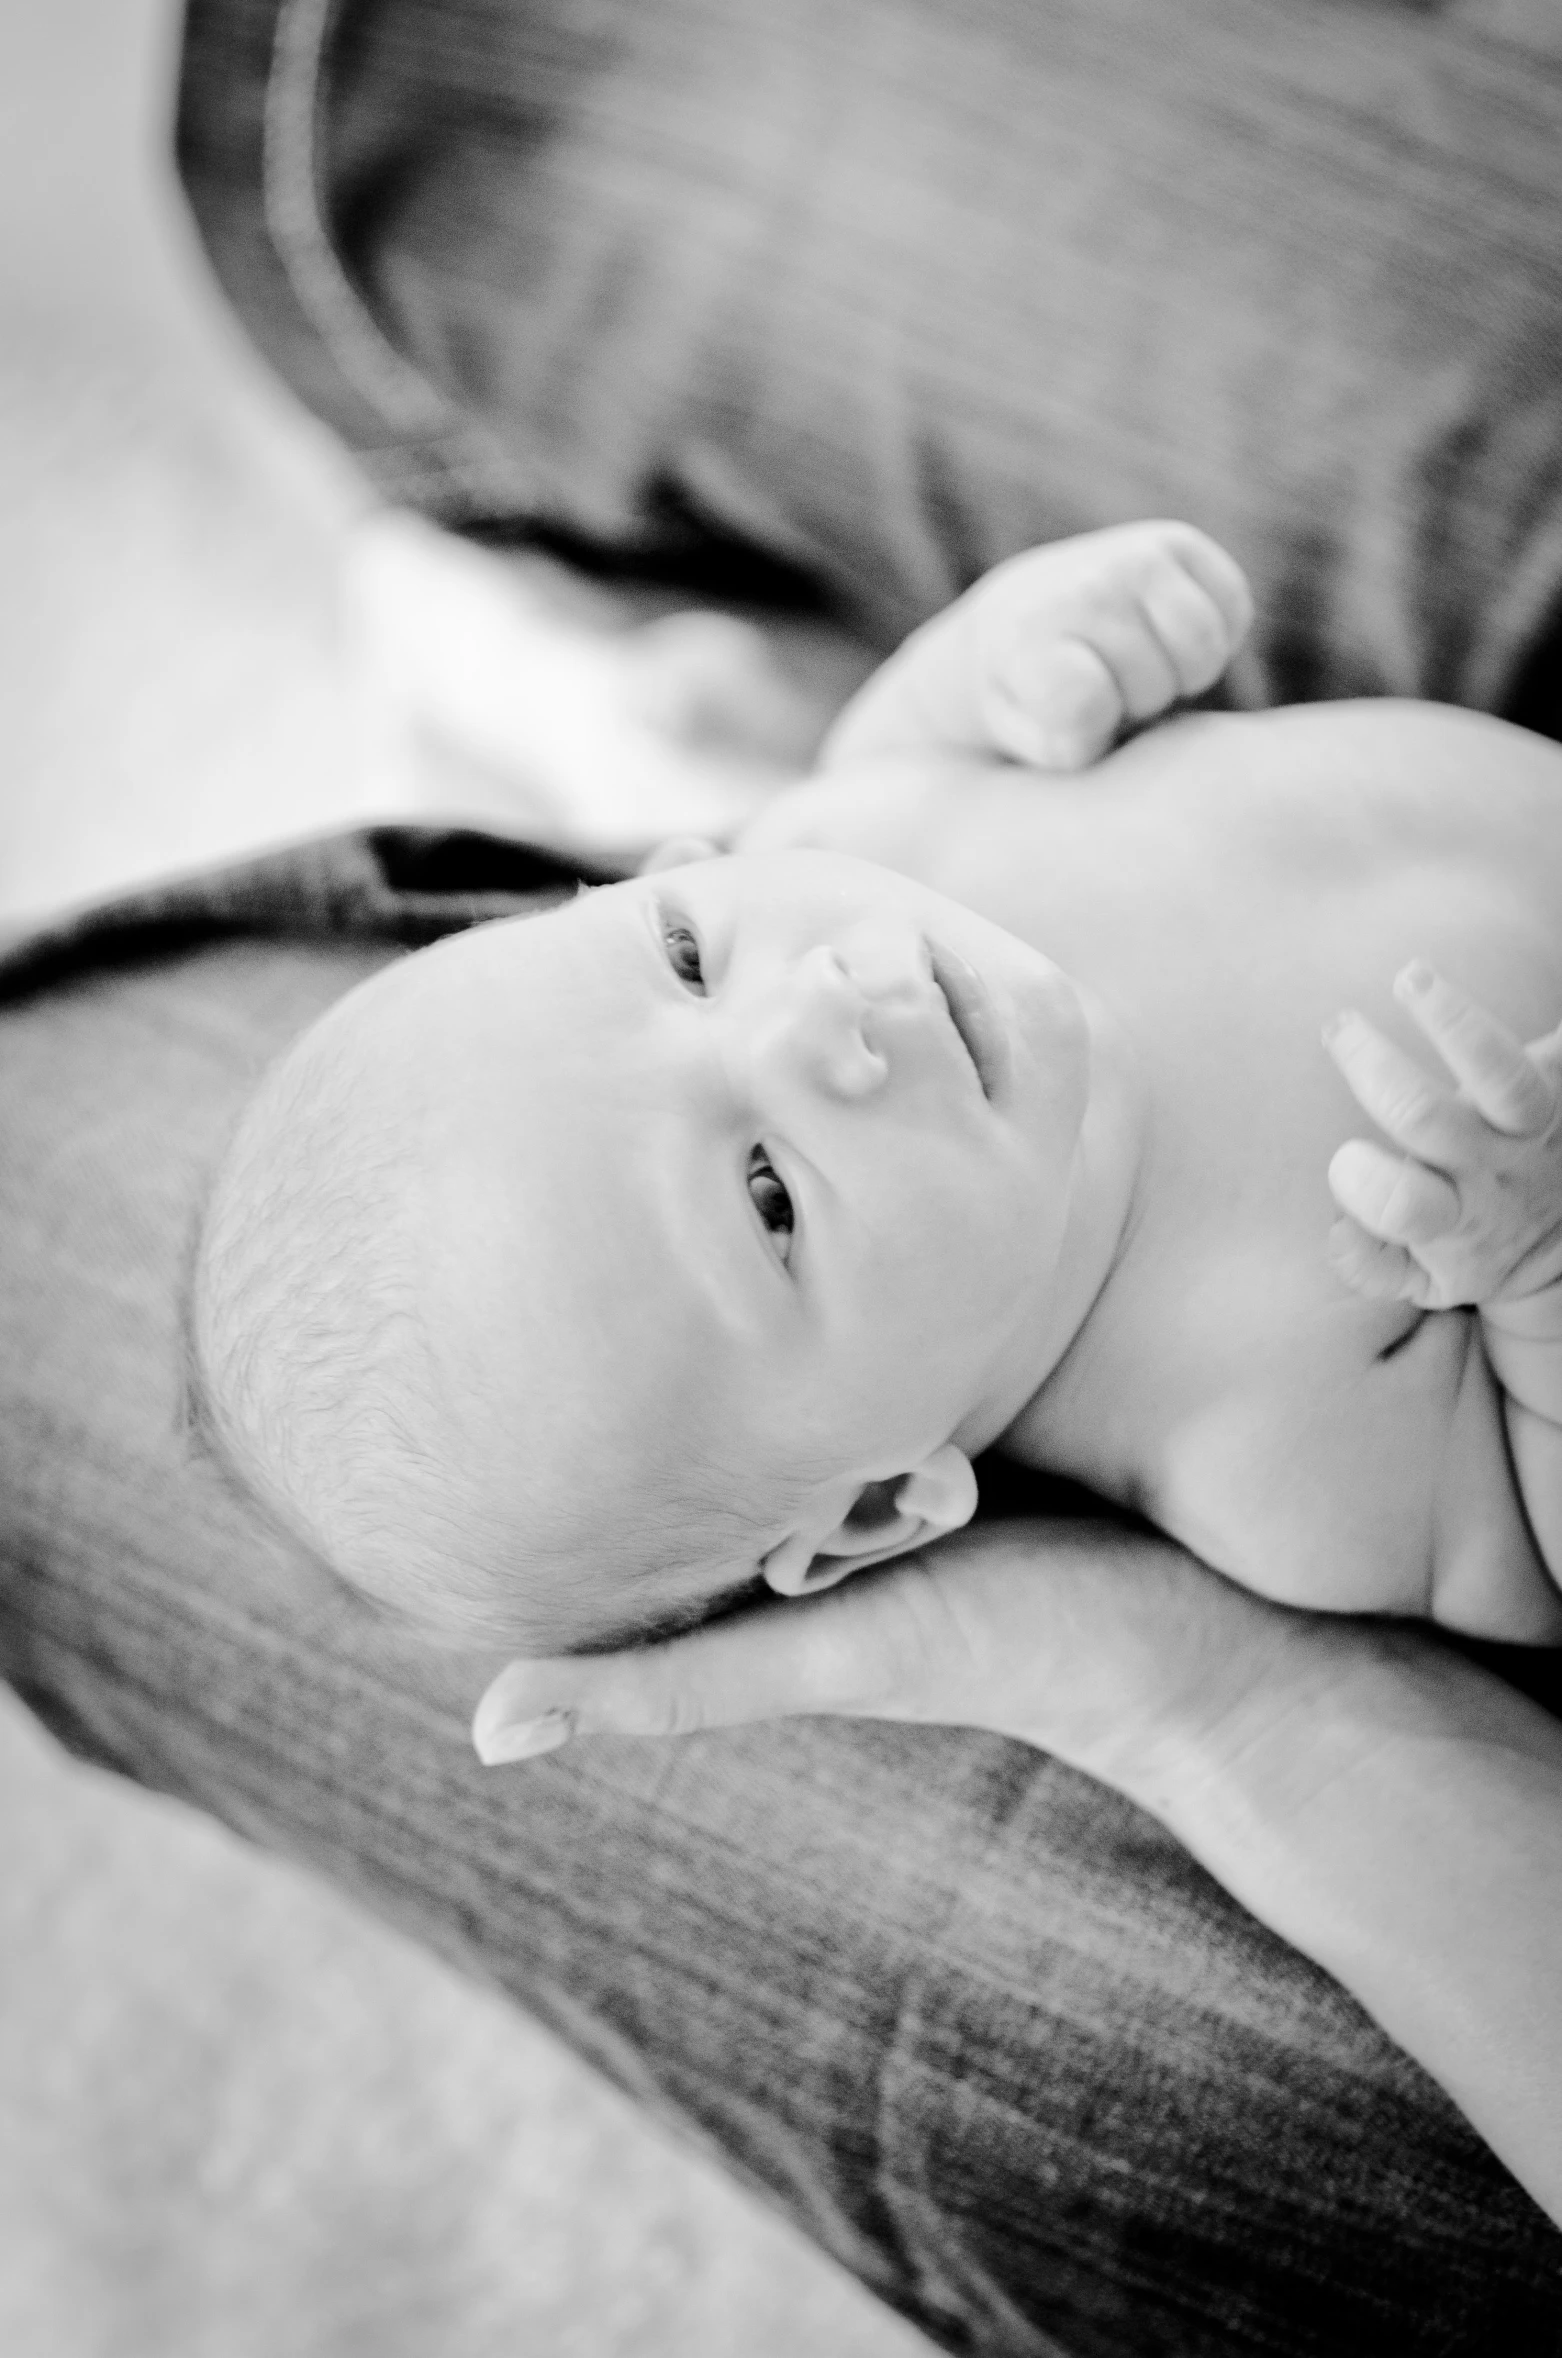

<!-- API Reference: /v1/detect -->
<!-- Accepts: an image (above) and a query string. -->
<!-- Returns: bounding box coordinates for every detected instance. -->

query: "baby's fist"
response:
[822,522,1252,775]
[974,522,1253,770]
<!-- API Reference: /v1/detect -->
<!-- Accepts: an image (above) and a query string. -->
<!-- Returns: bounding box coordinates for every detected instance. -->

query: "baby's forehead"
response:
[415,1041,738,1382]
[465,877,655,1005]
[347,887,655,1117]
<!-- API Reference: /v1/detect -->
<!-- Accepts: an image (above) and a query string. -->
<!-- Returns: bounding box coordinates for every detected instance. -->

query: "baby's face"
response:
[387,848,1095,1580]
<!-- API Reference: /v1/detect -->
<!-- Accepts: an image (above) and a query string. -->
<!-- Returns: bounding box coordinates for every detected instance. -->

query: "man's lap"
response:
[3,939,1558,2352]
[182,0,1562,719]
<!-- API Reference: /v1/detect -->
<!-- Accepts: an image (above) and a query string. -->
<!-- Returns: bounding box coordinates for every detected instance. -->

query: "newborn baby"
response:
[191,524,1562,1655]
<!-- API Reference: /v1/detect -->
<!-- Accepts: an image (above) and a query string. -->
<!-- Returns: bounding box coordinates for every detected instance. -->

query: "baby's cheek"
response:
[900,1233,1015,1372]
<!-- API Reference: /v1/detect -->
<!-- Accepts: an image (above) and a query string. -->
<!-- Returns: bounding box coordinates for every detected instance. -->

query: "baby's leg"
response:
[822,523,1252,774]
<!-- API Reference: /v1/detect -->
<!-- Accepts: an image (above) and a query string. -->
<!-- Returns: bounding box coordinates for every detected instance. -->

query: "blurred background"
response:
[0,1,920,2348]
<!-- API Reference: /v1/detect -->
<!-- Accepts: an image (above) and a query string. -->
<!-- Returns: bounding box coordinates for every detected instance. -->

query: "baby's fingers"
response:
[1327,1137,1461,1248]
[1326,1215,1429,1304]
[1323,1009,1461,1163]
[986,639,1121,770]
[1135,529,1254,700]
[1394,962,1557,1137]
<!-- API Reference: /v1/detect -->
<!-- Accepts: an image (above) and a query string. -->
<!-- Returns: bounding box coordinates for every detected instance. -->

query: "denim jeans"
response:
[6,0,1562,2347]
[181,0,1562,717]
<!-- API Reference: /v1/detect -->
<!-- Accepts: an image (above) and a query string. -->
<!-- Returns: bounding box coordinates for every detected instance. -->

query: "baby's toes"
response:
[985,637,1122,769]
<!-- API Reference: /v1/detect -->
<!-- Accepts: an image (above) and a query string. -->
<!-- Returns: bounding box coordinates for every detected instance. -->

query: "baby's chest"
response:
[1134,1296,1448,1616]
[1074,1234,1543,1629]
[1033,771,1562,1075]
[1036,1173,1455,1608]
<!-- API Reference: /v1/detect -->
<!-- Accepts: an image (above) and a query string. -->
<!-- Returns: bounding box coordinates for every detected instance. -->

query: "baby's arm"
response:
[737,523,1252,862]
[819,523,1252,775]
[1326,965,1562,1577]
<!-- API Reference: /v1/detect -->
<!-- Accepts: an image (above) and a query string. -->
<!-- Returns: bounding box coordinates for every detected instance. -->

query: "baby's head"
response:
[189,849,1097,1655]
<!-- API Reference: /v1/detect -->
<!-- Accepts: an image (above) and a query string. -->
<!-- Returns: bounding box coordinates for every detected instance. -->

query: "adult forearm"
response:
[469,1509,1562,2223]
[1135,1627,1562,2226]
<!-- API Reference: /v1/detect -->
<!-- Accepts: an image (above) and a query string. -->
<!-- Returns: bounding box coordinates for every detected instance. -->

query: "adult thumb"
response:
[471,1579,905,1765]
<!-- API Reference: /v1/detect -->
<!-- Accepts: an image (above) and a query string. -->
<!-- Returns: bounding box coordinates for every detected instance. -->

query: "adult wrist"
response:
[1119,1620,1562,2217]
[1135,1616,1544,1892]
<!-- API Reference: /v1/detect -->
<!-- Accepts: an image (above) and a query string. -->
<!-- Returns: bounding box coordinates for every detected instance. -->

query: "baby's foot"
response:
[823,522,1252,774]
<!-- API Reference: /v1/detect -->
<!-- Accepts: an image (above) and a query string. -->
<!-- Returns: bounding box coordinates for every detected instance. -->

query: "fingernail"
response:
[473,1709,574,1766]
[1322,1011,1353,1048]
[1398,960,1435,997]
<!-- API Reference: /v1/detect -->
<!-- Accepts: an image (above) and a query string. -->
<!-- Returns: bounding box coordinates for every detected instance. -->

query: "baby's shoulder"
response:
[1202,703,1562,885]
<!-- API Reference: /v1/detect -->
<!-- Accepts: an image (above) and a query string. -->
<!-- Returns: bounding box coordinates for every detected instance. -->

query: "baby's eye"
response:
[747,1148,795,1259]
[662,917,705,993]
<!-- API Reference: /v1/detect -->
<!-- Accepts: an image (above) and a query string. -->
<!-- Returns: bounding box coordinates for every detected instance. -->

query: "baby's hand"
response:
[1324,963,1562,1310]
[821,522,1253,775]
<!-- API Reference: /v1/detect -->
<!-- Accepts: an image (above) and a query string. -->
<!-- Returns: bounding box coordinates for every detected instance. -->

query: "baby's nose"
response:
[842,921,932,1008]
[762,928,931,1100]
[771,943,886,1099]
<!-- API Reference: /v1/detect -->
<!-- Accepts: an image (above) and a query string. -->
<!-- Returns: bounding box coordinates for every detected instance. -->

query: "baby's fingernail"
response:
[1398,960,1435,997]
[473,1709,574,1766]
[1322,1011,1354,1048]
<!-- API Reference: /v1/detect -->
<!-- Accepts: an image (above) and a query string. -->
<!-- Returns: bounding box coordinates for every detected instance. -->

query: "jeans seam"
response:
[262,0,535,510]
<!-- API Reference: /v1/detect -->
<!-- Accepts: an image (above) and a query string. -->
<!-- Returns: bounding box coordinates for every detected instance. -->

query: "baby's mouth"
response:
[926,941,1008,1102]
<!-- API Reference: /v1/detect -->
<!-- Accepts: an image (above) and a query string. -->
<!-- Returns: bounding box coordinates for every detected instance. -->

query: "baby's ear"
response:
[760,1446,978,1598]
[638,835,723,876]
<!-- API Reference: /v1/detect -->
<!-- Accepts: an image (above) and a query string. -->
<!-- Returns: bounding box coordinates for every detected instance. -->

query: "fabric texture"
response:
[179,0,1562,721]
[0,824,615,997]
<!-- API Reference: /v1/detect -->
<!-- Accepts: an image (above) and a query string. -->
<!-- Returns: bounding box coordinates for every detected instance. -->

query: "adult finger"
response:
[1328,1137,1461,1248]
[471,1572,931,1763]
[1395,962,1557,1137]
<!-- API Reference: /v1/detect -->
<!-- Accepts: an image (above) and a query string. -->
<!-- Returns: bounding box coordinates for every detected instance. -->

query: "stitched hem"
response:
[179,0,537,516]
[263,0,452,439]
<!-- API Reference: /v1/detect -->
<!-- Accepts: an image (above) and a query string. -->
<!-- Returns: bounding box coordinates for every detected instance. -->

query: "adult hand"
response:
[473,1510,1562,2230]
[473,1515,1358,1823]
